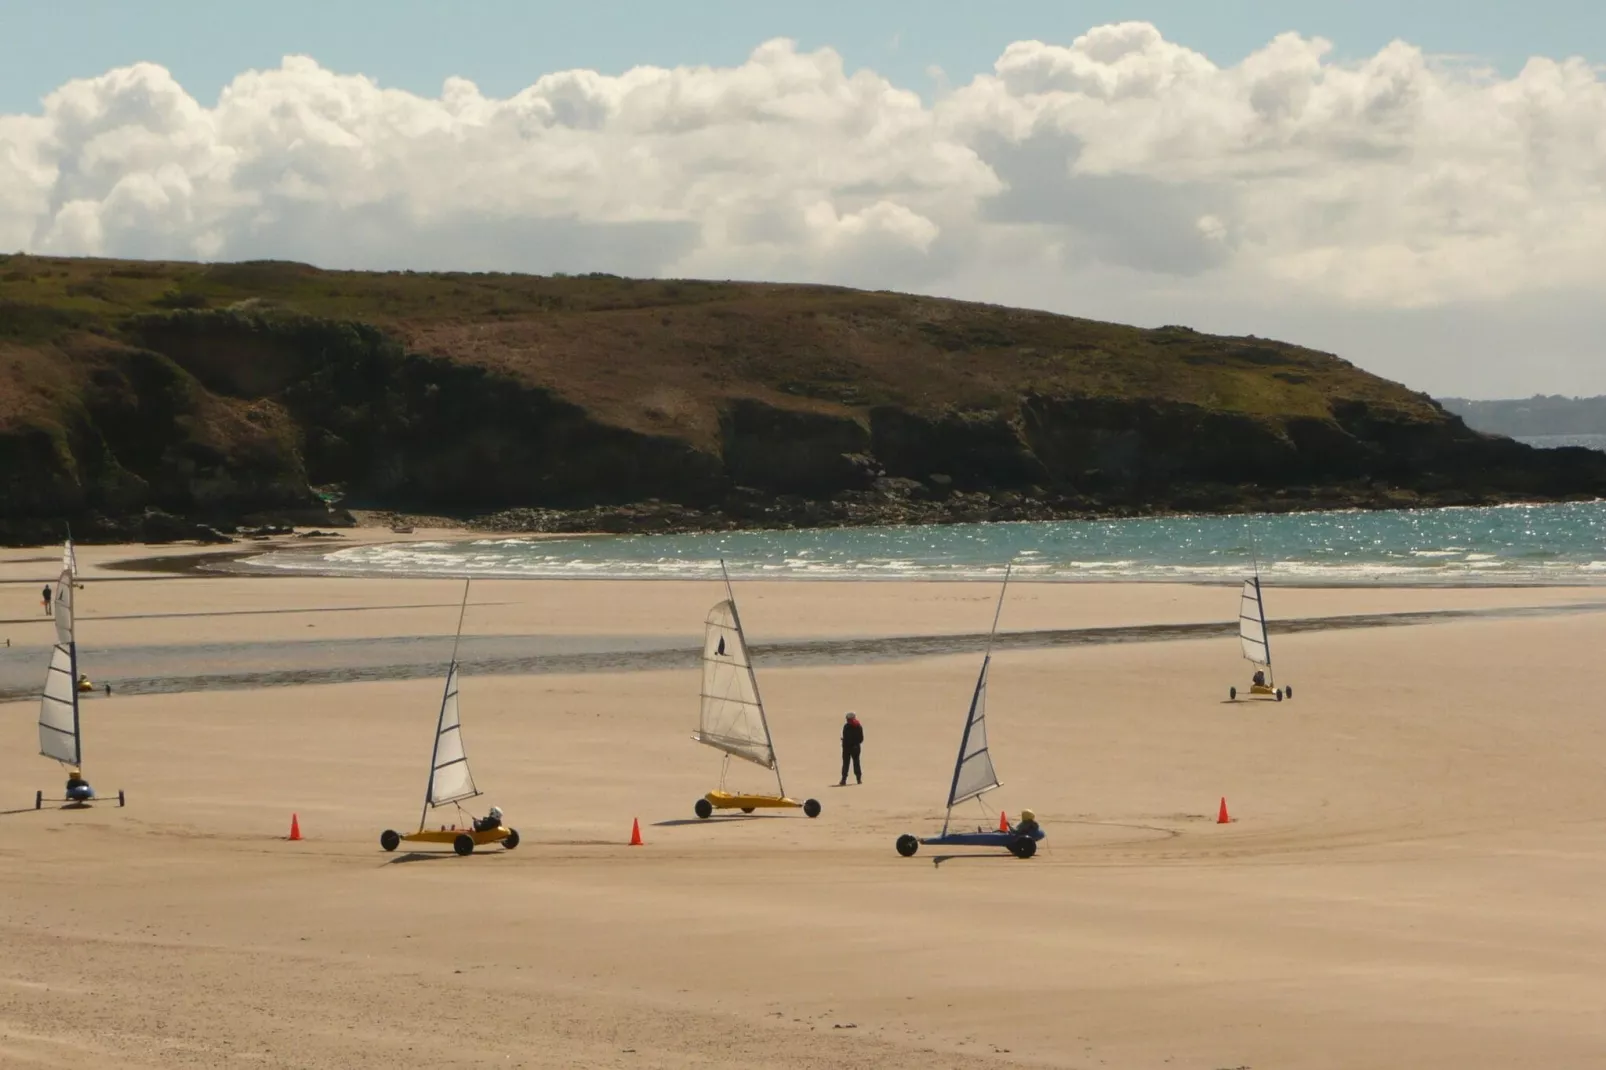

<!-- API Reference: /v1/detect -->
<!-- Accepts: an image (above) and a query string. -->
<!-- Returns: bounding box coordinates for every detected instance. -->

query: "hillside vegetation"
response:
[2,253,1603,543]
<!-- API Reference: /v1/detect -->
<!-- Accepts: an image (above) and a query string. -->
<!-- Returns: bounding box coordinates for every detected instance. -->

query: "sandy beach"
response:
[4,540,1606,1068]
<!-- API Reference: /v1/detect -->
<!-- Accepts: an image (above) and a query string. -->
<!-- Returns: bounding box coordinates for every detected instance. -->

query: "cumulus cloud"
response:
[3,23,1603,393]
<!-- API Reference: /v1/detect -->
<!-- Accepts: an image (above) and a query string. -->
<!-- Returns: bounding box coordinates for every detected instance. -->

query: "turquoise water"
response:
[249,502,1606,585]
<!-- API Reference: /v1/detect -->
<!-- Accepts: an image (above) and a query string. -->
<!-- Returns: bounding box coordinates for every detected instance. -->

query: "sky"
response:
[1,1,1603,398]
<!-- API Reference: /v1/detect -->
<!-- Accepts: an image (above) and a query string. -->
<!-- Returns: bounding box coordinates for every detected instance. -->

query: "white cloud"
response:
[2,24,1603,394]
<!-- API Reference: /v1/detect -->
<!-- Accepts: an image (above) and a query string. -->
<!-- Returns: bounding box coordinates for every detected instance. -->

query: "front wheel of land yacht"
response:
[895,834,919,857]
[453,833,475,856]
[117,790,125,807]
[380,829,400,852]
[34,790,42,810]
[502,829,520,850]
[803,798,821,818]
[741,807,755,813]
[1275,689,1283,702]
[1229,686,1237,701]
[1009,838,1037,859]
[694,798,713,820]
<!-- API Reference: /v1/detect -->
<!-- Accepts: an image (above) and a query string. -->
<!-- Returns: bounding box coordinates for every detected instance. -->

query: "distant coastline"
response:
[1441,396,1606,439]
[1516,433,1606,452]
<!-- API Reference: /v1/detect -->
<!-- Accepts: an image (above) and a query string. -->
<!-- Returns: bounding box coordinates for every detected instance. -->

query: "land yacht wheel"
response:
[502,828,520,850]
[34,790,42,810]
[694,798,713,820]
[895,834,919,857]
[803,799,821,818]
[453,833,475,856]
[1285,684,1294,699]
[741,807,755,813]
[380,829,401,852]
[1009,838,1037,859]
[1229,686,1236,701]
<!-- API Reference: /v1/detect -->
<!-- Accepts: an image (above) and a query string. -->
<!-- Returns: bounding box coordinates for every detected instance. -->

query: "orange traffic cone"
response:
[1216,798,1230,824]
[288,813,302,840]
[998,810,1010,832]
[629,818,643,846]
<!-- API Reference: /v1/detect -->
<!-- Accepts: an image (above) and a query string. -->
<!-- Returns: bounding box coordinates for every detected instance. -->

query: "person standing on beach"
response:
[42,584,51,616]
[839,712,864,786]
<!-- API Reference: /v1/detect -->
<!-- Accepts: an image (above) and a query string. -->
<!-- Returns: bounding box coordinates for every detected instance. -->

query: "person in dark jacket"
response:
[839,712,864,786]
[42,585,52,616]
[1013,808,1040,837]
[473,806,504,832]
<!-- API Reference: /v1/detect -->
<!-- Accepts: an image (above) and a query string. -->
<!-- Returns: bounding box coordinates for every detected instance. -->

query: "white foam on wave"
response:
[237,502,1606,586]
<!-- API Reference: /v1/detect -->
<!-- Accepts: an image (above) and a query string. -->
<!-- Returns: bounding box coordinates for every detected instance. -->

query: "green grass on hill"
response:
[0,252,1444,454]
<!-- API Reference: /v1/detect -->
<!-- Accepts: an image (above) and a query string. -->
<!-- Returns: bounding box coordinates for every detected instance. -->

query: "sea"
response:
[247,500,1606,586]
[1516,433,1606,451]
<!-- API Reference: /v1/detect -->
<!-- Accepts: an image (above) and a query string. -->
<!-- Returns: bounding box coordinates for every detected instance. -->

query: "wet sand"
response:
[4,543,1606,1068]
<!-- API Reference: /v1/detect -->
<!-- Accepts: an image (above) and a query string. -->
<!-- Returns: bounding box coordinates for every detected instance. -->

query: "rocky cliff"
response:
[3,254,1603,544]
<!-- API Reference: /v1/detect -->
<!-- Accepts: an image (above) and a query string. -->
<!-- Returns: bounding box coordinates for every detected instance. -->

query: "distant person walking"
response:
[839,712,864,786]
[41,584,52,616]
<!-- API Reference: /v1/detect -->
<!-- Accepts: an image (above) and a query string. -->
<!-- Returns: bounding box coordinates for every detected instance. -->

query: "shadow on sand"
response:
[928,851,1024,868]
[383,850,510,866]
[652,814,793,827]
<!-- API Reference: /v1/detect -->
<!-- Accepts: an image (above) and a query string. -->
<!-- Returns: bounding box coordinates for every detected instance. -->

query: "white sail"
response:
[1238,577,1271,667]
[695,599,776,769]
[426,664,478,806]
[947,654,1001,808]
[39,568,80,765]
[61,538,78,581]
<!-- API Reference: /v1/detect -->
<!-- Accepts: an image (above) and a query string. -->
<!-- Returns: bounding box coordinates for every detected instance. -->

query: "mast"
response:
[65,531,80,766]
[942,562,1011,835]
[68,635,81,767]
[719,559,784,798]
[1243,514,1273,686]
[1253,575,1273,685]
[40,546,83,769]
[420,578,472,831]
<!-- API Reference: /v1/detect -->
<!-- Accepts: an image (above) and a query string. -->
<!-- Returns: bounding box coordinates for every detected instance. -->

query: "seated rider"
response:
[1252,670,1266,687]
[65,767,90,799]
[473,806,504,833]
[1014,808,1040,837]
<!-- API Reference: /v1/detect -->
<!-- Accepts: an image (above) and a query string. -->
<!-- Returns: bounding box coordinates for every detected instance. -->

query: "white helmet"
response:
[488,806,503,821]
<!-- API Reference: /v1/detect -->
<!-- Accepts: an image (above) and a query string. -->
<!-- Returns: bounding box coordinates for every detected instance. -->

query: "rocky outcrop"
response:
[0,337,336,544]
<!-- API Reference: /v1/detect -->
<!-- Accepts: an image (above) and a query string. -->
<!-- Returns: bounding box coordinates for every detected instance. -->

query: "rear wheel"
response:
[117,790,126,808]
[502,828,520,850]
[895,834,919,857]
[1229,686,1237,701]
[694,798,713,820]
[380,829,400,852]
[1285,684,1294,699]
[1275,689,1284,702]
[803,798,821,818]
[1010,837,1038,859]
[34,790,42,810]
[453,833,475,856]
[741,807,755,813]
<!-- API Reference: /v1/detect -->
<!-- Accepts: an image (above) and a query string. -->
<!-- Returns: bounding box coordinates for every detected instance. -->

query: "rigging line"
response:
[448,577,471,667]
[983,560,1014,660]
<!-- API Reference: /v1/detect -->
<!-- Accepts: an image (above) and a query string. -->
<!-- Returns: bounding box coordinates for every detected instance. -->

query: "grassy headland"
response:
[2,253,1601,544]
